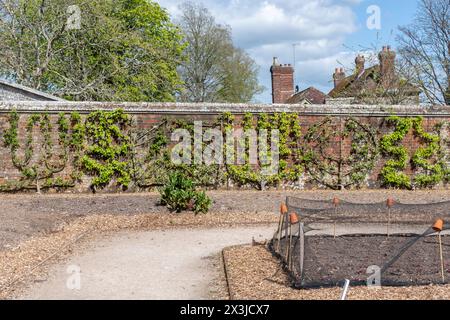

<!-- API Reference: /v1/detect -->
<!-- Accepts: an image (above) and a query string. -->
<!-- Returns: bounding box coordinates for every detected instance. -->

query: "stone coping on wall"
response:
[1,101,450,117]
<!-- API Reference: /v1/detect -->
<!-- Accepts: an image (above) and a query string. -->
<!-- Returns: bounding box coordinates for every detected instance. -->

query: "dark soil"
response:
[274,234,450,288]
[1,189,449,251]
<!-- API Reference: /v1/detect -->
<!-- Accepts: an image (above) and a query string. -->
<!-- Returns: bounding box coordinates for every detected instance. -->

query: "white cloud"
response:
[158,0,361,102]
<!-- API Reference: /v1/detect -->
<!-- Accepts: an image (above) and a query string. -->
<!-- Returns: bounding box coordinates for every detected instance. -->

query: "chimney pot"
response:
[333,67,346,88]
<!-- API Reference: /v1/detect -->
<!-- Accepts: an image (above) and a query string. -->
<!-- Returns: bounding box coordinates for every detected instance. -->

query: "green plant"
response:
[2,110,74,192]
[192,191,212,214]
[159,171,211,214]
[380,116,445,189]
[379,116,412,188]
[220,112,302,189]
[82,109,132,190]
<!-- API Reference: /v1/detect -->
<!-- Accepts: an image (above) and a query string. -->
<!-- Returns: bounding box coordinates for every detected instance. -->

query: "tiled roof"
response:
[328,65,419,98]
[286,87,328,104]
[328,65,379,98]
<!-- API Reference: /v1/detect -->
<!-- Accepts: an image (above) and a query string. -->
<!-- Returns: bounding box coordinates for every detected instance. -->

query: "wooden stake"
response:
[387,208,391,237]
[276,214,284,252]
[438,232,445,283]
[286,222,292,263]
[299,223,305,278]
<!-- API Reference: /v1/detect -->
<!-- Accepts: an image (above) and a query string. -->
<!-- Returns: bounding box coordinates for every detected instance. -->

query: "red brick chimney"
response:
[355,54,365,77]
[270,57,294,103]
[333,67,346,88]
[379,45,396,89]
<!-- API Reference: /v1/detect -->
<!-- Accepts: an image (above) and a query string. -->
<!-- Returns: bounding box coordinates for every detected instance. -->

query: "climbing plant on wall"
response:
[440,122,450,183]
[301,117,379,190]
[169,118,225,188]
[380,116,445,189]
[2,109,450,193]
[218,112,302,190]
[127,116,226,189]
[81,109,132,191]
[127,118,171,189]
[2,110,75,192]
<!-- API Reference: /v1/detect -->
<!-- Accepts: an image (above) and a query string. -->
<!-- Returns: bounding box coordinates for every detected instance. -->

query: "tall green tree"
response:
[0,0,185,101]
[176,2,263,103]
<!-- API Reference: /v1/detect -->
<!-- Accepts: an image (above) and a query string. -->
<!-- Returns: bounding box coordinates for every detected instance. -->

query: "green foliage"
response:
[380,116,444,189]
[82,109,132,190]
[216,48,264,103]
[2,110,450,193]
[159,171,195,212]
[159,171,211,214]
[411,117,444,187]
[192,191,212,214]
[221,112,302,189]
[166,118,224,188]
[380,116,413,188]
[3,109,20,155]
[2,109,75,192]
[68,112,86,180]
[0,0,185,102]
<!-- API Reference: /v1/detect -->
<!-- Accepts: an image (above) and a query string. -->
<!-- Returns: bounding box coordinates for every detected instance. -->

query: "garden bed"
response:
[222,244,450,300]
[273,234,450,288]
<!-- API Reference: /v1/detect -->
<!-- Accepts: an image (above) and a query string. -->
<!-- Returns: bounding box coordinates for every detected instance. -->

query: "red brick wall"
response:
[0,102,449,191]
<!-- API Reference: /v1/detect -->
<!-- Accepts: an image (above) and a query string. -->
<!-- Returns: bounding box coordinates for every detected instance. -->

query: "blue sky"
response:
[158,0,420,103]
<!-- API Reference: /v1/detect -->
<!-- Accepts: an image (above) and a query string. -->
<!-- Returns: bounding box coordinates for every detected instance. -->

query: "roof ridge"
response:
[0,79,65,101]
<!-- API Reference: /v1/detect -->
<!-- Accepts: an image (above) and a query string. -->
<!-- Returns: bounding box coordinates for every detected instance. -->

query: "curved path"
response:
[18,223,437,300]
[19,226,275,300]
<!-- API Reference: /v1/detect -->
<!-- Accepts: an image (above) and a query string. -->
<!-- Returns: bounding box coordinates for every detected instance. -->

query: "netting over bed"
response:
[286,196,450,224]
[269,196,450,288]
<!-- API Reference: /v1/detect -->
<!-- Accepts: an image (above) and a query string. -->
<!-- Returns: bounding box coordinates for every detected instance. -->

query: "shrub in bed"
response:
[159,172,211,214]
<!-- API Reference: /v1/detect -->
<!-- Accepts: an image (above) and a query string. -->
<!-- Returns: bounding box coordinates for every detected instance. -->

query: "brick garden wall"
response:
[0,101,450,192]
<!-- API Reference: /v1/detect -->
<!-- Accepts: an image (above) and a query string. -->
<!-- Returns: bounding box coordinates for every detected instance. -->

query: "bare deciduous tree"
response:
[397,0,450,105]
[177,2,263,103]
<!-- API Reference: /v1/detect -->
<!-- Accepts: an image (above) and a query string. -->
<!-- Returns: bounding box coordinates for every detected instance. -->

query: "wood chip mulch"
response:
[222,245,450,300]
[0,212,277,299]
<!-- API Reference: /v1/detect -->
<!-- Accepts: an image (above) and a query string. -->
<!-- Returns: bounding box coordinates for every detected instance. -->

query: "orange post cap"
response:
[332,197,340,206]
[289,212,299,224]
[386,197,395,208]
[433,219,444,232]
[280,203,288,214]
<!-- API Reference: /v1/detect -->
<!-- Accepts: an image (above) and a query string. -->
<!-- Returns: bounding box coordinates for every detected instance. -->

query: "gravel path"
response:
[18,227,275,300]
